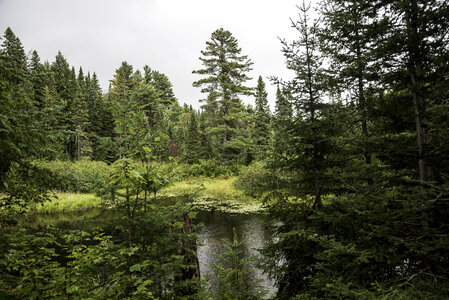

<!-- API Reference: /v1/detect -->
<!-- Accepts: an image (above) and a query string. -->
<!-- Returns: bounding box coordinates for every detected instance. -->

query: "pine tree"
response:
[193,28,253,162]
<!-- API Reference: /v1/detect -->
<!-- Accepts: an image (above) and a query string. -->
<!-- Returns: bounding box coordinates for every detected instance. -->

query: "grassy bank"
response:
[161,177,265,213]
[32,193,103,214]
[29,177,264,215]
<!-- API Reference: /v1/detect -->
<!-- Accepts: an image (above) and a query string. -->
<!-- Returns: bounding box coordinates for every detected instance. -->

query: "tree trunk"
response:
[406,0,433,183]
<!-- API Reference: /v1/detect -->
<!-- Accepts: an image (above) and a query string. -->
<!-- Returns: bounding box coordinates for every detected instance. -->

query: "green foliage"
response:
[263,183,449,299]
[1,157,202,298]
[34,193,103,214]
[0,226,179,299]
[234,161,278,197]
[182,159,241,178]
[33,159,111,194]
[0,162,53,225]
[253,76,271,159]
[193,28,254,163]
[184,110,201,164]
[261,1,449,298]
[212,228,266,299]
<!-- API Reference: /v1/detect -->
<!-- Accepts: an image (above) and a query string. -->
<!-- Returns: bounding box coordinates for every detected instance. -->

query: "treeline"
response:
[0,27,279,171]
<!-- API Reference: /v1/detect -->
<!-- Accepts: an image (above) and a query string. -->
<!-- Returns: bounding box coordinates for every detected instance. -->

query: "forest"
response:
[1,0,449,299]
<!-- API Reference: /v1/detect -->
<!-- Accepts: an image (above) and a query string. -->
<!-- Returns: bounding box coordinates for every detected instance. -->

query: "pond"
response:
[196,210,276,296]
[25,208,277,297]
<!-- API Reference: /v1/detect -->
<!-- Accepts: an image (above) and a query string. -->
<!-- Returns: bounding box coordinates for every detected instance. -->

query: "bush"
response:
[212,228,267,299]
[233,161,278,197]
[33,159,112,194]
[182,159,242,178]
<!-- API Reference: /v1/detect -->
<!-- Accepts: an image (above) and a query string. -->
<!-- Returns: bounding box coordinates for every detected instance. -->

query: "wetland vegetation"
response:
[1,0,449,298]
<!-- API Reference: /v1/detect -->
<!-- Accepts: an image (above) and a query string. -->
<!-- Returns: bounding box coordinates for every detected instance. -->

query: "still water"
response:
[196,210,276,296]
[27,208,276,296]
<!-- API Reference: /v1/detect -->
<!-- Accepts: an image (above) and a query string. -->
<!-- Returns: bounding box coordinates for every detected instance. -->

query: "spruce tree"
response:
[253,76,271,159]
[109,62,147,159]
[183,111,200,164]
[319,0,382,169]
[0,28,33,181]
[381,0,449,184]
[72,67,89,160]
[281,2,329,208]
[272,86,292,162]
[51,51,71,101]
[29,50,46,108]
[143,65,177,105]
[1,27,27,85]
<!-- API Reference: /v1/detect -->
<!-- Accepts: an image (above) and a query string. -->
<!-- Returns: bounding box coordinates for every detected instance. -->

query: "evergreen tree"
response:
[29,50,46,108]
[262,1,449,298]
[0,27,33,181]
[193,28,253,162]
[183,111,200,164]
[253,76,271,159]
[319,0,382,168]
[51,51,71,101]
[381,0,449,184]
[72,67,89,160]
[197,112,213,160]
[1,27,27,85]
[143,65,177,105]
[280,2,331,208]
[109,62,147,159]
[86,72,115,161]
[272,86,292,163]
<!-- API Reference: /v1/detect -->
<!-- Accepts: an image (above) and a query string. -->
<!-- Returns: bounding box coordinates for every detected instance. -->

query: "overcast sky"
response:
[0,0,307,109]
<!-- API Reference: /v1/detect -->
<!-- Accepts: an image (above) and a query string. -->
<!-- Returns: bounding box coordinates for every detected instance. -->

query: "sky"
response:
[0,0,306,109]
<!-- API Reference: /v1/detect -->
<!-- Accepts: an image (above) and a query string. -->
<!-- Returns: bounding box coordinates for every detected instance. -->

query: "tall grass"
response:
[161,177,254,203]
[33,193,103,214]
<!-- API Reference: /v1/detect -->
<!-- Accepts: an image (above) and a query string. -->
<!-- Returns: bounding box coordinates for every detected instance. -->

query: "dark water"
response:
[196,211,276,296]
[25,208,276,296]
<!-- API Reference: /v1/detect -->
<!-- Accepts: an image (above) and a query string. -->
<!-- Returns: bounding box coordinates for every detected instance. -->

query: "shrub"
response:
[182,159,242,178]
[212,228,267,299]
[233,161,278,197]
[33,159,111,194]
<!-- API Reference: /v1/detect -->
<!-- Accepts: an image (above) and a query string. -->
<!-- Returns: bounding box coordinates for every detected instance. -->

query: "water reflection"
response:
[196,210,276,297]
[23,208,277,297]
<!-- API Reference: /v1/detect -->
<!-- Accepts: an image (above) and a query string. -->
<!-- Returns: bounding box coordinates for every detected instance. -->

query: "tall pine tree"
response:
[193,28,253,162]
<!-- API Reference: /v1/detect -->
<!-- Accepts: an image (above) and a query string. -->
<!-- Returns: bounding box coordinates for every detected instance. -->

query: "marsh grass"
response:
[160,177,266,213]
[161,177,254,202]
[33,193,103,213]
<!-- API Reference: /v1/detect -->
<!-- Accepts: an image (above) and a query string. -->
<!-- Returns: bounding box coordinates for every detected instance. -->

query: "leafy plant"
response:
[212,228,267,300]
